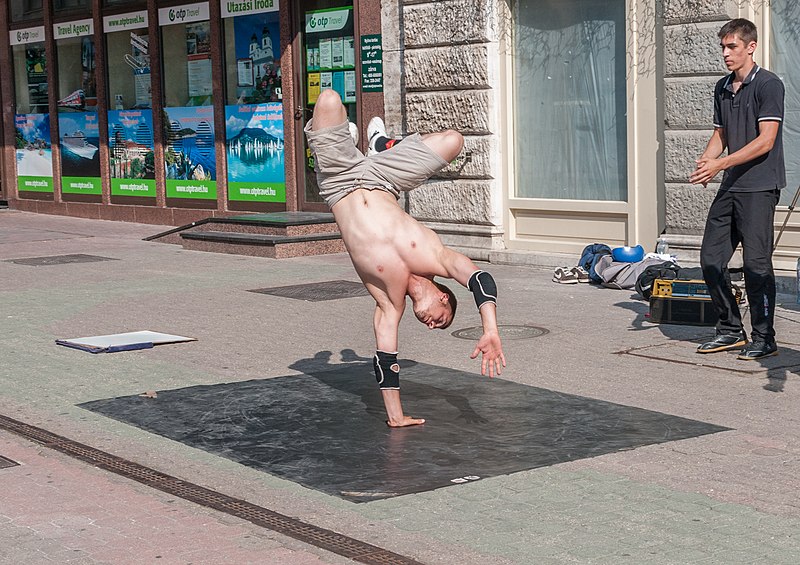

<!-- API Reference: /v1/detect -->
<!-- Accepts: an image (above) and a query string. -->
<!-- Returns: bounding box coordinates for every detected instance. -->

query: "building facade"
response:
[1,0,798,268]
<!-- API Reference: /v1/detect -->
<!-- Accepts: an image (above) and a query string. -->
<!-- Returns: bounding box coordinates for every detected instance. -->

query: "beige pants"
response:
[304,119,449,208]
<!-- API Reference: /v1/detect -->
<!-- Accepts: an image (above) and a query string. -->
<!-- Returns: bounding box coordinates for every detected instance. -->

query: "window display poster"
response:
[58,113,102,194]
[107,109,156,197]
[164,105,217,199]
[25,43,48,113]
[225,102,285,202]
[232,12,281,104]
[186,21,212,102]
[15,113,53,193]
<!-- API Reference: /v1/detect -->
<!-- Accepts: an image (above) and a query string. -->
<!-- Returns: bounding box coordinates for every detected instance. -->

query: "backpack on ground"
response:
[635,260,682,299]
[578,243,612,283]
[596,256,668,291]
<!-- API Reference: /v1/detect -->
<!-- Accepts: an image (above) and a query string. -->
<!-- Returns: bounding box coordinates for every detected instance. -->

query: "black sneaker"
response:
[696,332,747,354]
[737,340,778,360]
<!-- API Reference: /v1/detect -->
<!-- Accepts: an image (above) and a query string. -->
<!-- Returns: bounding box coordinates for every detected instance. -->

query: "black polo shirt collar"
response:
[721,64,760,93]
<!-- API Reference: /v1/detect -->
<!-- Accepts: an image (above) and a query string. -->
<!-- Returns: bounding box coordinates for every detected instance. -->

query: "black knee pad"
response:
[373,350,400,389]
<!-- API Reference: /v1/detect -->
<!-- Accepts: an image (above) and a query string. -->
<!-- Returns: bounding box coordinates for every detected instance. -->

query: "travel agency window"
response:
[222,0,285,209]
[513,0,627,202]
[104,10,157,202]
[299,2,356,206]
[11,25,53,196]
[54,17,102,200]
[770,0,800,206]
[159,2,217,204]
[9,0,43,23]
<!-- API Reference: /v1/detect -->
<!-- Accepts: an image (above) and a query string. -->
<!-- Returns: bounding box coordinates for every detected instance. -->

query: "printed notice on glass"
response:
[332,37,343,69]
[319,38,332,70]
[344,37,355,67]
[344,70,356,103]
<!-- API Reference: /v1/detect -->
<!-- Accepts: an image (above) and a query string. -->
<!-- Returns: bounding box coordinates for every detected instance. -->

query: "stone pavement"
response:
[0,209,799,564]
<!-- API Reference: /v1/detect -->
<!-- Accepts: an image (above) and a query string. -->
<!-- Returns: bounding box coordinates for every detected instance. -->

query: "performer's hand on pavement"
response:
[470,331,506,377]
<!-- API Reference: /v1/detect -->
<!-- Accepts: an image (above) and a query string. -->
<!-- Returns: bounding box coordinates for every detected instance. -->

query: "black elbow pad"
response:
[373,350,400,389]
[468,270,497,310]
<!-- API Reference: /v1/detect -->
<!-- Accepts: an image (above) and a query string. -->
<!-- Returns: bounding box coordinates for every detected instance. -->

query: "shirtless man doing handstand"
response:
[305,89,506,427]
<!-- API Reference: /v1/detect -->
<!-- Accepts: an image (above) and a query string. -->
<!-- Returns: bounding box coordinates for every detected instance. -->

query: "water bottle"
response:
[796,257,800,304]
[656,238,669,255]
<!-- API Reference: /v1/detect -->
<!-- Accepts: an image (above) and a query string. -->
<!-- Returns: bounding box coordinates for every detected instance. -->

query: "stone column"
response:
[382,0,505,259]
[662,0,738,263]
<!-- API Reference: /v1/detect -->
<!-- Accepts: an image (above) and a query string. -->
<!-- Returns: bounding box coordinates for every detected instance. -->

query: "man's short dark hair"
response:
[719,18,757,45]
[434,281,457,329]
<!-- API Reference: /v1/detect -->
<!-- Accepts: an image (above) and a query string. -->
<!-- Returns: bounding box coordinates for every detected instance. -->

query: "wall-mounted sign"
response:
[53,19,94,40]
[221,0,279,18]
[305,7,350,34]
[10,26,45,45]
[103,11,148,33]
[360,34,383,92]
[158,2,210,26]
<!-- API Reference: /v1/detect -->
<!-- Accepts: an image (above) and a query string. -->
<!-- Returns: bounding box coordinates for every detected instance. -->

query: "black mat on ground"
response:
[0,455,19,469]
[79,352,730,502]
[249,280,369,301]
[5,254,117,266]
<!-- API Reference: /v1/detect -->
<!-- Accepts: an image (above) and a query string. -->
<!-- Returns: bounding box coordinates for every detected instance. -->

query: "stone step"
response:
[179,230,345,259]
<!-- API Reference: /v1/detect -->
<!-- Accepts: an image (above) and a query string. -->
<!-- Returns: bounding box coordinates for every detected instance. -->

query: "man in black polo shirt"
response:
[690,18,786,360]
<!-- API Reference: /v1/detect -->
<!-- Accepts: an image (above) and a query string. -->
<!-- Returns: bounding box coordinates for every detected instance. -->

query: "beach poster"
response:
[15,113,54,193]
[58,113,102,195]
[225,103,285,202]
[108,109,156,197]
[164,105,217,199]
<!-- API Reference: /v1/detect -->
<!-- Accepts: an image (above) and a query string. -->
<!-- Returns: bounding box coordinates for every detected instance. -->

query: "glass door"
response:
[295,0,356,210]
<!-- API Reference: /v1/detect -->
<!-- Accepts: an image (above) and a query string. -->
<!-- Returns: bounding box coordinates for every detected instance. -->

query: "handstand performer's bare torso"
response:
[305,89,506,427]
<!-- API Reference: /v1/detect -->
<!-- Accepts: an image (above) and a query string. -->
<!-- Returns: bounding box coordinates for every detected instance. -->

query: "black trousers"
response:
[700,188,780,341]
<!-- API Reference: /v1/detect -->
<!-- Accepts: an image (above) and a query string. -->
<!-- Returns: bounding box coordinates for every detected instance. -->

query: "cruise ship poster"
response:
[108,109,156,197]
[58,112,101,195]
[225,103,285,202]
[15,113,54,193]
[163,105,217,200]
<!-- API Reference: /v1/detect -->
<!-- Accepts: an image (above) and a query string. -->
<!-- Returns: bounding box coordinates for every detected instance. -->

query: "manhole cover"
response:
[249,280,370,302]
[451,324,549,341]
[0,455,19,469]
[6,254,117,266]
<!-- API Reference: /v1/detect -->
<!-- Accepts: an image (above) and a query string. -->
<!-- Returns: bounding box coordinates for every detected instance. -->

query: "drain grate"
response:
[5,254,118,266]
[249,280,370,301]
[451,324,549,341]
[0,413,423,565]
[0,455,19,469]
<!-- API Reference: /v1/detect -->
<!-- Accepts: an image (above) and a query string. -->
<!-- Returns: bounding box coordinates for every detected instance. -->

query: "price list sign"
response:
[360,34,383,92]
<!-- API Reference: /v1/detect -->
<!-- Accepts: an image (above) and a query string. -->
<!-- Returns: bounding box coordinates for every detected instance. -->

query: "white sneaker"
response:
[348,121,359,145]
[367,116,387,156]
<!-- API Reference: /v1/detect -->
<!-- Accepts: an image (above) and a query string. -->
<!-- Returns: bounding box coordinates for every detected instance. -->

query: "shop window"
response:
[55,21,102,196]
[301,3,355,203]
[105,11,156,198]
[11,29,54,194]
[221,4,285,204]
[53,0,90,15]
[770,0,800,206]
[159,2,217,201]
[9,0,43,23]
[513,0,627,201]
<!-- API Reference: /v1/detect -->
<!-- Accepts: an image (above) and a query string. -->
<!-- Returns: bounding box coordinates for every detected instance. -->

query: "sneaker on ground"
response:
[571,266,590,283]
[348,121,359,146]
[367,116,388,156]
[552,266,579,284]
[737,340,778,360]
